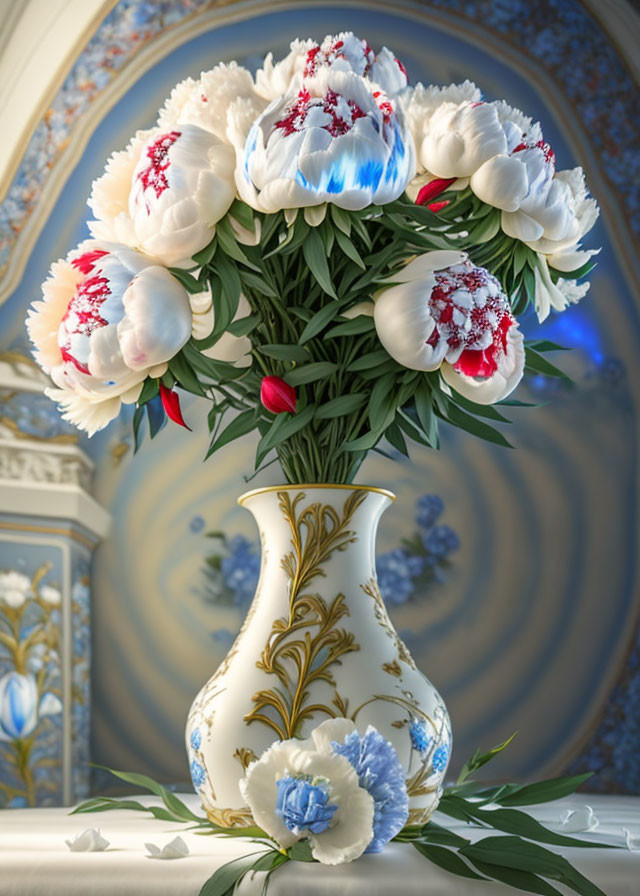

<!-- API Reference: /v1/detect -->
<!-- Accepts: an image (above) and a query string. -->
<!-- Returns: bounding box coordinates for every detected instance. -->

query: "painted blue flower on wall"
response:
[199,495,459,639]
[0,566,63,807]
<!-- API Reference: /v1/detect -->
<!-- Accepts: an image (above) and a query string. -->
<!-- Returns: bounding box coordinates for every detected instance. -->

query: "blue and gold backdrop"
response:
[0,1,638,799]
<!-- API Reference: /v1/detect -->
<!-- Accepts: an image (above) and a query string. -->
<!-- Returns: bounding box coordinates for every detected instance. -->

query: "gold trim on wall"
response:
[0,521,96,550]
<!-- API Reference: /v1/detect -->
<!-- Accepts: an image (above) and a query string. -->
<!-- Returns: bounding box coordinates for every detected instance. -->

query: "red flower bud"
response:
[159,382,191,430]
[427,200,450,213]
[416,177,456,206]
[261,376,296,414]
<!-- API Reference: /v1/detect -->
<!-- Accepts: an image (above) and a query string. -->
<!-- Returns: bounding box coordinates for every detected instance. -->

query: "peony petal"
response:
[470,155,529,212]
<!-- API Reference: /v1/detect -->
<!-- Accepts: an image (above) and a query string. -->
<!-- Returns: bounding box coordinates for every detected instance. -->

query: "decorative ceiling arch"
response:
[0,0,639,305]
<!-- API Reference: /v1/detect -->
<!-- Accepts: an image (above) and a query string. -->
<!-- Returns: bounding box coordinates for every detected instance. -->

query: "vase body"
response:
[186,485,451,827]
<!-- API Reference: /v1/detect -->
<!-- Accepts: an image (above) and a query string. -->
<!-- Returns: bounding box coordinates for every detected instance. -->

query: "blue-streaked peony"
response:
[233,68,415,213]
[0,672,62,741]
[240,722,375,864]
[255,32,409,101]
[88,124,235,268]
[374,251,524,404]
[26,241,193,435]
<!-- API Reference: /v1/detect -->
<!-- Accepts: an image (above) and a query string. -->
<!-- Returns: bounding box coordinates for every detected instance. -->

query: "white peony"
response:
[234,68,415,213]
[533,257,591,322]
[255,32,409,102]
[406,91,599,280]
[88,124,236,268]
[374,251,524,404]
[157,62,267,145]
[27,241,193,435]
[240,720,375,864]
[0,571,32,608]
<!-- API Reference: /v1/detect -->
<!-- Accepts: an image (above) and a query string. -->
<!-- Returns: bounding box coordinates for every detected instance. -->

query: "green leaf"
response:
[438,402,513,448]
[168,354,206,397]
[168,268,202,293]
[285,362,338,386]
[325,316,376,338]
[315,393,367,420]
[239,270,279,299]
[334,227,365,268]
[450,393,512,424]
[368,373,397,430]
[226,313,261,337]
[299,302,343,344]
[413,842,485,880]
[460,837,607,896]
[270,403,317,444]
[198,851,274,896]
[346,349,391,372]
[457,733,517,785]
[228,199,256,232]
[413,382,438,448]
[287,840,315,862]
[192,236,217,268]
[215,218,260,270]
[90,766,204,823]
[466,210,501,244]
[497,774,594,808]
[440,797,608,850]
[331,205,352,236]
[526,340,569,353]
[468,859,563,896]
[137,377,159,406]
[548,259,597,281]
[260,344,311,363]
[525,348,570,381]
[385,421,409,456]
[71,796,192,825]
[303,228,337,298]
[206,410,257,459]
[132,406,145,454]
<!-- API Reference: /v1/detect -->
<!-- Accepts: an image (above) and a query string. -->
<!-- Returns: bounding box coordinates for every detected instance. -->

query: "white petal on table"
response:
[559,806,599,833]
[65,829,110,852]
[623,828,640,851]
[145,836,189,860]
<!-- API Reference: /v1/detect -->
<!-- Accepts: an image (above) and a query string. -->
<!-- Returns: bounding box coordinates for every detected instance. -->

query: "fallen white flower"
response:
[66,829,110,852]
[560,806,599,833]
[145,836,189,860]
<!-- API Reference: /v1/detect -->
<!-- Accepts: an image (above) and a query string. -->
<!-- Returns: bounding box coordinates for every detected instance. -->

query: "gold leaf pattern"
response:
[361,578,417,670]
[245,490,365,739]
[382,659,402,677]
[233,747,257,771]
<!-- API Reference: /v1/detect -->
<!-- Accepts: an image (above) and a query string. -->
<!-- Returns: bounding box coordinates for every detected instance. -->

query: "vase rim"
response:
[237,483,396,506]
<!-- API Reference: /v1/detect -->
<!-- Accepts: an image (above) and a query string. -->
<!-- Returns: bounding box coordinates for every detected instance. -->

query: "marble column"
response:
[0,353,110,807]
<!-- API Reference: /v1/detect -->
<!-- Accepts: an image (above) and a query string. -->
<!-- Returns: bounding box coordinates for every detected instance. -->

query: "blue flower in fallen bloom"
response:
[332,726,408,853]
[276,775,338,835]
[190,759,206,789]
[409,717,430,754]
[221,535,260,607]
[416,494,444,531]
[432,743,450,773]
[376,548,424,605]
[190,728,201,751]
[422,525,460,560]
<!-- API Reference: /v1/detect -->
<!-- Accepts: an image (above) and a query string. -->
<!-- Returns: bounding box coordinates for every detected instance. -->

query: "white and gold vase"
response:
[186,485,451,827]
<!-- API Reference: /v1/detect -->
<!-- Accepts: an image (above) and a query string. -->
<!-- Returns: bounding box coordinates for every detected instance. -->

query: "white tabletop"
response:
[0,794,639,895]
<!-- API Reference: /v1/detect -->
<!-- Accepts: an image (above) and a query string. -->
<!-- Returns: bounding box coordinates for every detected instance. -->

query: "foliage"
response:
[73,737,614,896]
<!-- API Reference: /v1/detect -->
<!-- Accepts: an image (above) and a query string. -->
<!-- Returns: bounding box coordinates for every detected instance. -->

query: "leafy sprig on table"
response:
[73,737,611,896]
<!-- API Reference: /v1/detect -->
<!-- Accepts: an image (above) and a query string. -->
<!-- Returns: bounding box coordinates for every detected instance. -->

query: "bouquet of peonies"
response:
[38,33,608,895]
[27,31,599,483]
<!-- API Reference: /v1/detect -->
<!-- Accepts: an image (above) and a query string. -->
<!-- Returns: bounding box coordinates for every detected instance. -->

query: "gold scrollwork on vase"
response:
[245,490,366,740]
